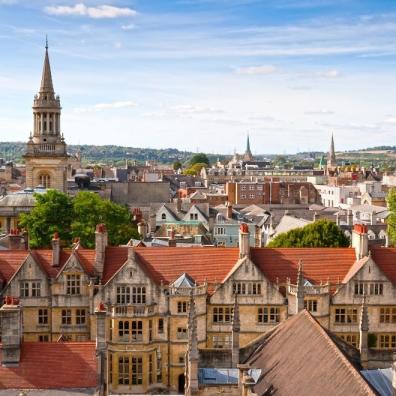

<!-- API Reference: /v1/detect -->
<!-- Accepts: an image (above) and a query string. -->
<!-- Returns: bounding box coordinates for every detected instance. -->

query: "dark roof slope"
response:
[245,310,376,396]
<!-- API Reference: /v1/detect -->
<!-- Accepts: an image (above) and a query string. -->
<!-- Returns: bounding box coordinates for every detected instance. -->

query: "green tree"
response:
[72,191,139,248]
[19,190,73,248]
[183,162,207,176]
[190,153,209,166]
[267,219,350,248]
[173,161,182,171]
[387,188,396,245]
[20,190,139,248]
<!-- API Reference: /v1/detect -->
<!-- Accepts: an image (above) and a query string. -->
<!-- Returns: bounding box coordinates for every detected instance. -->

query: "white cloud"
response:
[121,23,136,30]
[317,69,342,78]
[74,101,137,113]
[305,109,334,115]
[44,3,137,19]
[235,65,277,75]
[171,104,224,114]
[384,116,396,124]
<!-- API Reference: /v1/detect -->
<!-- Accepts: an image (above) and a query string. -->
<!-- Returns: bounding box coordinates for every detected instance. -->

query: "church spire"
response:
[39,37,54,95]
[243,133,253,161]
[328,133,336,168]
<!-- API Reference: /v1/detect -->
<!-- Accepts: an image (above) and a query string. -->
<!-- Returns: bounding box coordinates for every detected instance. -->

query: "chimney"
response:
[51,232,60,267]
[95,224,108,276]
[239,223,250,259]
[352,224,369,259]
[347,209,353,226]
[95,302,107,396]
[232,296,240,367]
[359,296,369,369]
[176,197,182,212]
[7,229,22,250]
[295,260,305,314]
[226,201,233,219]
[127,239,136,261]
[392,353,396,396]
[370,213,376,225]
[169,228,176,247]
[137,221,146,239]
[1,296,22,367]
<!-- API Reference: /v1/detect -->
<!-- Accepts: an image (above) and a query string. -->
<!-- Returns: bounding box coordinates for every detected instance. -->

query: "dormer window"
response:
[161,213,166,220]
[66,274,81,295]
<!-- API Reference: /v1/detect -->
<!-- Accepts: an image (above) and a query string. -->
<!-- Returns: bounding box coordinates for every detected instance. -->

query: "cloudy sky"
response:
[0,0,396,154]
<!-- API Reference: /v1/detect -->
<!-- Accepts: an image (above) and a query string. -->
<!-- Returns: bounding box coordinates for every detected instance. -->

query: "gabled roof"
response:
[245,310,376,396]
[101,246,128,284]
[30,249,71,278]
[371,247,396,284]
[0,342,96,390]
[0,251,29,284]
[134,247,240,285]
[250,247,356,287]
[171,272,196,288]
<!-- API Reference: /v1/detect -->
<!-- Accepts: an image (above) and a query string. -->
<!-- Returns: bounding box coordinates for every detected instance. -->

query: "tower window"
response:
[39,173,51,188]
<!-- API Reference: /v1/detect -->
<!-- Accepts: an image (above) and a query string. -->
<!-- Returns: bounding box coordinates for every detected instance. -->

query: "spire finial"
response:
[45,35,48,50]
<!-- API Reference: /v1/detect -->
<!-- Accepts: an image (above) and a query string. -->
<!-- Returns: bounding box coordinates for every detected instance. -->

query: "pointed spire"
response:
[328,133,336,167]
[296,260,305,313]
[40,36,54,94]
[244,133,253,161]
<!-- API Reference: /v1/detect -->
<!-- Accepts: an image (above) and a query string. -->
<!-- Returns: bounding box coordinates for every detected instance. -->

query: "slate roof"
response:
[245,310,377,396]
[0,342,96,390]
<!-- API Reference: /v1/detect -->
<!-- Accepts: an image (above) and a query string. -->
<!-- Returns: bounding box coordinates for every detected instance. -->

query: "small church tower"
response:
[326,133,337,175]
[24,38,69,192]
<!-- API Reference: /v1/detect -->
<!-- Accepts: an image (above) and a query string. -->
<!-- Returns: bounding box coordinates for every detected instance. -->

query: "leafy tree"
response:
[72,191,139,248]
[173,161,182,171]
[19,190,73,248]
[20,190,139,248]
[183,162,207,176]
[190,153,209,166]
[387,188,396,245]
[267,219,350,248]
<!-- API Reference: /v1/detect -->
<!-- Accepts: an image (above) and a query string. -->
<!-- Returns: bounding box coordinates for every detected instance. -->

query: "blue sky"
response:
[1,0,396,154]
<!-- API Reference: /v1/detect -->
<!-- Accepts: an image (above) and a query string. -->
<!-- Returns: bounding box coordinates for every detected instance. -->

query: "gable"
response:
[156,205,178,222]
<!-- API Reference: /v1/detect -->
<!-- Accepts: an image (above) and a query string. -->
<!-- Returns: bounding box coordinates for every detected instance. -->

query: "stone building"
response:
[24,40,69,192]
[1,224,396,393]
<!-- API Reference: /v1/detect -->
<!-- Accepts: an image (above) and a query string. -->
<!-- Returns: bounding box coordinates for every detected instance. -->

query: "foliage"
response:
[20,190,139,248]
[189,153,209,166]
[267,219,350,248]
[19,190,74,248]
[173,161,182,171]
[386,188,396,246]
[183,162,207,176]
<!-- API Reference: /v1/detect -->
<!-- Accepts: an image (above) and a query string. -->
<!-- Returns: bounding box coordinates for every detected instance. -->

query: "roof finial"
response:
[45,35,48,50]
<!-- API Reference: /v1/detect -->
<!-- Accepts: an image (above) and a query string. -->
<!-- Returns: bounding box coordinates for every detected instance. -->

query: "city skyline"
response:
[1,0,396,154]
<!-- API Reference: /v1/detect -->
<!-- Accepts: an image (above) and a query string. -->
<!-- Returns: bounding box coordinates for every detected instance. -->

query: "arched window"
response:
[161,213,166,220]
[39,173,51,188]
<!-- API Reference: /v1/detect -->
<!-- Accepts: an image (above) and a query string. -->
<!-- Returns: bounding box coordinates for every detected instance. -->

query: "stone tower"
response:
[327,133,337,171]
[243,134,254,161]
[24,38,68,192]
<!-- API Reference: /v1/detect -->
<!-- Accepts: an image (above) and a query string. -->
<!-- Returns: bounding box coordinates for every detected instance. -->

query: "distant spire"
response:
[328,133,336,167]
[243,133,253,161]
[40,36,54,94]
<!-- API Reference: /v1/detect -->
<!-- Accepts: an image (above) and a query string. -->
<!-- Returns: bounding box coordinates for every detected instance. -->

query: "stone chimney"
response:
[295,260,305,314]
[347,209,353,226]
[359,296,369,369]
[169,228,176,247]
[239,223,250,259]
[392,352,396,396]
[127,239,136,261]
[7,229,22,250]
[232,296,240,367]
[149,213,156,236]
[51,232,60,267]
[137,221,146,239]
[186,292,199,395]
[1,296,22,367]
[352,224,369,260]
[176,197,182,212]
[95,302,106,396]
[226,201,233,219]
[95,224,108,276]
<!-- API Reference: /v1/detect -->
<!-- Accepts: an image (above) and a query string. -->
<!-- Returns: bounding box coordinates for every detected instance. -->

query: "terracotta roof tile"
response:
[0,250,29,284]
[371,247,396,284]
[75,249,96,276]
[246,310,376,396]
[0,342,96,389]
[134,247,240,285]
[250,247,356,288]
[31,249,71,278]
[101,246,128,284]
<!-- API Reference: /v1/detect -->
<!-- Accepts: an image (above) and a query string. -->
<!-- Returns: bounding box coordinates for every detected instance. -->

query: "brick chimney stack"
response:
[226,201,233,219]
[239,223,250,259]
[51,232,60,267]
[7,229,22,250]
[95,224,108,276]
